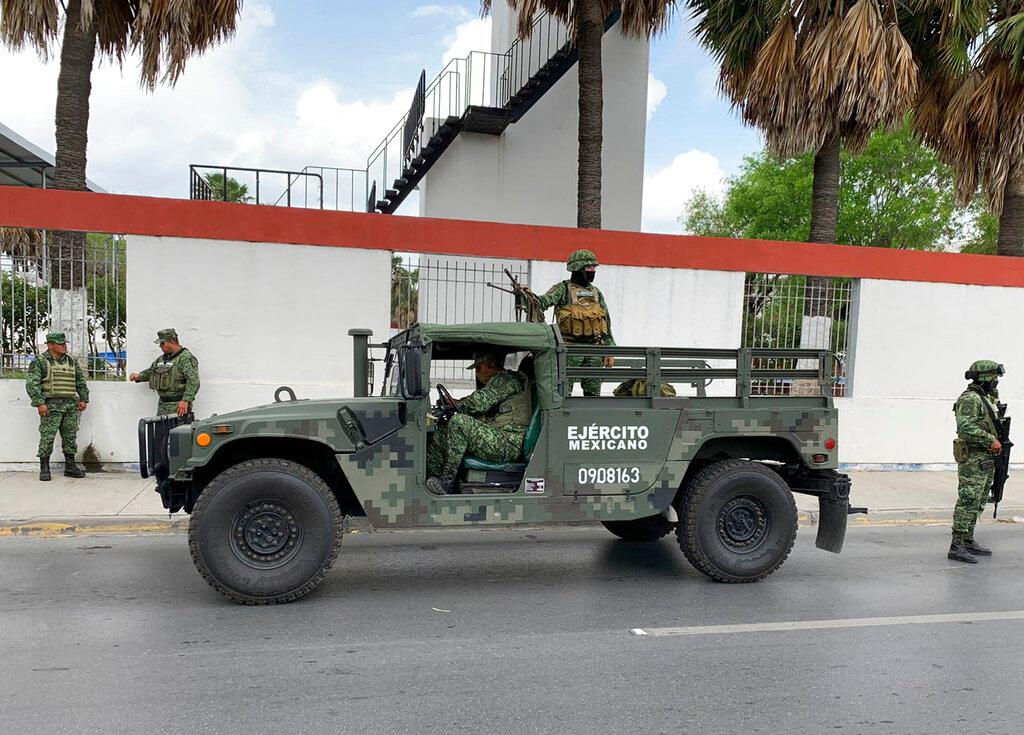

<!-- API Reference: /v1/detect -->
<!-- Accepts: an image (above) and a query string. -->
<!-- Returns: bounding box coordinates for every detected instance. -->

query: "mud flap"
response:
[815,497,849,554]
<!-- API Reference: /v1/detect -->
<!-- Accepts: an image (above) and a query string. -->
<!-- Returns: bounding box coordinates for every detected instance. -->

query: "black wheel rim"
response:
[717,494,770,552]
[230,500,303,569]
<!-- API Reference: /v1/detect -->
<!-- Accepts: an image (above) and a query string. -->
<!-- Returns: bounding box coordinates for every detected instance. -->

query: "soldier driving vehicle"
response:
[949,360,1012,564]
[130,328,200,418]
[425,350,532,496]
[140,322,859,605]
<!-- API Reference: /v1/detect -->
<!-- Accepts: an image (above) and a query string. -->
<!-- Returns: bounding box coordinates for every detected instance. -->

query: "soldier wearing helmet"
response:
[529,249,614,396]
[949,359,1006,563]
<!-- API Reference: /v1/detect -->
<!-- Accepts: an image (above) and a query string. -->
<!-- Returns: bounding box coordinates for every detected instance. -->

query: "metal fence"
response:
[1,228,126,380]
[741,273,853,397]
[391,254,529,386]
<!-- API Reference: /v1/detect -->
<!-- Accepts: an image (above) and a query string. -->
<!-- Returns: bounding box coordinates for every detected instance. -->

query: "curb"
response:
[0,516,189,538]
[3,511,1024,538]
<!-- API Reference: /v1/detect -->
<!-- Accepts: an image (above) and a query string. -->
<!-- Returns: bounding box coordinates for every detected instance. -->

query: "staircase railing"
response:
[365,10,594,214]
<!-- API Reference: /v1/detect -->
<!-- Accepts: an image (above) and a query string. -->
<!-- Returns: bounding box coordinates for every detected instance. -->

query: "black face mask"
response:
[570,270,588,286]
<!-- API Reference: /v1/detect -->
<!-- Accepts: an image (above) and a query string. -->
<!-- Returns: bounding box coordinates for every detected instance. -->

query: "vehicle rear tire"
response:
[601,514,672,542]
[188,458,343,605]
[676,459,797,583]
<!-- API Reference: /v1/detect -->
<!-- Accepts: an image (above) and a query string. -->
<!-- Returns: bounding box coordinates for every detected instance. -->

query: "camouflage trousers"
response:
[952,452,995,541]
[567,354,602,397]
[157,400,191,417]
[426,414,523,479]
[37,398,80,458]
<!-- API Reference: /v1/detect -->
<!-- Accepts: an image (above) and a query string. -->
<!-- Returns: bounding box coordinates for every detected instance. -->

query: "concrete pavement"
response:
[1,469,1023,536]
[2,525,1023,733]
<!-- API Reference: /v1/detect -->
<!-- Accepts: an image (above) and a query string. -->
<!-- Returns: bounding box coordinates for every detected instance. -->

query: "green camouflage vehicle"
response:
[139,322,856,605]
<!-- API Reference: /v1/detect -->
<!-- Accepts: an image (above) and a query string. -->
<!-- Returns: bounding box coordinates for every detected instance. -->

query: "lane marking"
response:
[629,610,1024,637]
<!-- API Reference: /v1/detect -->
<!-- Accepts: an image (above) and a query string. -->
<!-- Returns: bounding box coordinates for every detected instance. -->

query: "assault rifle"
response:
[486,268,544,323]
[991,402,1013,518]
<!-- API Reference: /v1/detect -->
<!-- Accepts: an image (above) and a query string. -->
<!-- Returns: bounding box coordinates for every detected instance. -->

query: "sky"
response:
[0,0,762,234]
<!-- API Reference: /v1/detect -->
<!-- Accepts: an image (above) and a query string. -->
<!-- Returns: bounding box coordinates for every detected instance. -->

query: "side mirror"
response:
[400,347,425,398]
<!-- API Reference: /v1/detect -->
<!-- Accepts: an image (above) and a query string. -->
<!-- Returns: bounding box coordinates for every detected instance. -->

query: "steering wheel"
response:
[436,383,456,409]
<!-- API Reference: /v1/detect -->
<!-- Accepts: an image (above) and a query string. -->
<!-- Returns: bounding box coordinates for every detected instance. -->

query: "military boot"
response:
[63,455,86,479]
[963,538,992,556]
[948,540,979,564]
[426,476,454,496]
[39,458,51,482]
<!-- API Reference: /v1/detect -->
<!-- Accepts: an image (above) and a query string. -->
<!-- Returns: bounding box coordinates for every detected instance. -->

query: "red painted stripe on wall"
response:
[1,187,1021,287]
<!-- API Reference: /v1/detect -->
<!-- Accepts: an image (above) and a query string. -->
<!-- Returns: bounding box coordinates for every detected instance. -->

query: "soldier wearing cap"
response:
[949,359,1006,563]
[529,249,614,396]
[425,350,532,495]
[129,329,201,417]
[25,331,89,481]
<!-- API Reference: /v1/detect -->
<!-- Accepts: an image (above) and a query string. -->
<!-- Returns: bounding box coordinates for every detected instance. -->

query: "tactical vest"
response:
[953,389,998,461]
[41,357,78,399]
[613,379,677,398]
[149,349,195,397]
[486,372,533,433]
[556,283,609,342]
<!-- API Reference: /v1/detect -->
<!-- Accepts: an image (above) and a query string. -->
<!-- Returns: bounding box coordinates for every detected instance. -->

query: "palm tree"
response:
[204,173,253,204]
[689,0,918,369]
[0,0,241,346]
[690,0,919,246]
[482,1,677,229]
[908,1,1024,256]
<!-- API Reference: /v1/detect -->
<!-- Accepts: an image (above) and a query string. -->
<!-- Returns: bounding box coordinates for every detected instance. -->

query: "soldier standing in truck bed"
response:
[531,249,614,396]
[129,328,201,417]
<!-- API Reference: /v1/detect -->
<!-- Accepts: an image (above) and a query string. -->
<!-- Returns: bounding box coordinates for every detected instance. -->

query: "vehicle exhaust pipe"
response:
[348,328,373,398]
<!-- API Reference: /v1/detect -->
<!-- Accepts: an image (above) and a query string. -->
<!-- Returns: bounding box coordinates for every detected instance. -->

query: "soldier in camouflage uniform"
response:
[949,359,1005,564]
[25,332,89,481]
[531,249,614,396]
[426,350,533,495]
[129,329,201,417]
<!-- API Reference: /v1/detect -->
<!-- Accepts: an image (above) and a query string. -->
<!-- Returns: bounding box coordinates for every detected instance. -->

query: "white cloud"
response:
[441,17,492,64]
[647,73,667,121]
[642,149,725,234]
[413,4,473,20]
[0,1,419,210]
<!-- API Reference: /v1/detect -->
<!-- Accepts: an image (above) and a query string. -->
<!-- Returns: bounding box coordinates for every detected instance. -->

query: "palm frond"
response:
[0,0,60,55]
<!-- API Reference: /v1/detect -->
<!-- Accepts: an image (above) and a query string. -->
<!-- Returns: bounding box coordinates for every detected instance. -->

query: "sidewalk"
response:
[1,470,1022,537]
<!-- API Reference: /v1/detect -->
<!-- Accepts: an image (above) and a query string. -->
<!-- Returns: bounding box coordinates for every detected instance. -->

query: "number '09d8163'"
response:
[578,467,642,485]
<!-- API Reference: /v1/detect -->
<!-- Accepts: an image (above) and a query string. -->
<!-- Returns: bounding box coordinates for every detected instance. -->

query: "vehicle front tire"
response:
[188,458,343,605]
[676,459,797,583]
[601,514,673,542]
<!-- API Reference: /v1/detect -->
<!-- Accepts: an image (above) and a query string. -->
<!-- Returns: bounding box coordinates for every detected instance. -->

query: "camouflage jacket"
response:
[25,352,89,406]
[137,348,201,402]
[536,280,615,344]
[954,387,999,451]
[457,370,531,431]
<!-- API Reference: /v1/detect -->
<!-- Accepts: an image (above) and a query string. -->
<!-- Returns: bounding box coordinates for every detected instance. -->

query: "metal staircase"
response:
[365,10,622,215]
[187,11,621,216]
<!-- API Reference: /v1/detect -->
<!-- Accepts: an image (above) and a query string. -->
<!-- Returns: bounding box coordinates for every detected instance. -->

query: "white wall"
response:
[835,278,1024,467]
[420,10,649,231]
[0,236,391,464]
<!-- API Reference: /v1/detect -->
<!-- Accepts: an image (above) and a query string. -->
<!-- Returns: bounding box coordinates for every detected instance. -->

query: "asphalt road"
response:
[1,524,1023,734]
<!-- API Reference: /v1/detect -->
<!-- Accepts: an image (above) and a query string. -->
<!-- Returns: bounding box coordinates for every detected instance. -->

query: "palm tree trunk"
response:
[575,0,604,229]
[49,0,97,358]
[997,165,1024,257]
[795,134,841,396]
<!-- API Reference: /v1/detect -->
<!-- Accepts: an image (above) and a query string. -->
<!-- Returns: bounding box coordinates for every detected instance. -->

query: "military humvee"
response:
[139,322,855,605]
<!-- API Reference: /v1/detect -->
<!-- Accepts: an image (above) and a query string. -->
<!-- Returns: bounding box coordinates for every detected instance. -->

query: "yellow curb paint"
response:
[0,520,187,538]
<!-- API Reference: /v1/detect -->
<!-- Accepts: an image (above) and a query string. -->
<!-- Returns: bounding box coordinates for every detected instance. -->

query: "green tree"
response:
[391,256,419,329]
[1,271,49,373]
[682,122,979,251]
[84,233,126,375]
[204,173,252,204]
[0,0,243,290]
